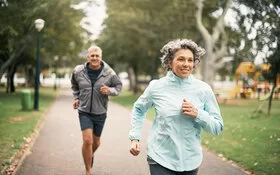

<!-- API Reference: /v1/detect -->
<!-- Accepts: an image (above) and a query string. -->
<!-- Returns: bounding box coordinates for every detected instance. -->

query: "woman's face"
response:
[168,49,194,78]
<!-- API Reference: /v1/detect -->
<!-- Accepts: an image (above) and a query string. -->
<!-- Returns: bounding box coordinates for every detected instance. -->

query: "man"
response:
[71,45,122,175]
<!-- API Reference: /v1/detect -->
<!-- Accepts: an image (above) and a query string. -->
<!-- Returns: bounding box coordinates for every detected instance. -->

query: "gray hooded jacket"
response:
[71,61,122,114]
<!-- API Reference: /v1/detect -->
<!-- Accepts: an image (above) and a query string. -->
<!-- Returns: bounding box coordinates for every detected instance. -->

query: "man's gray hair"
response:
[88,45,102,55]
[160,39,206,70]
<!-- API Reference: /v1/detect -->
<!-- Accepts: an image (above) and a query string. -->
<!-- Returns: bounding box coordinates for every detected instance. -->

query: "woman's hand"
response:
[182,99,198,118]
[130,140,141,156]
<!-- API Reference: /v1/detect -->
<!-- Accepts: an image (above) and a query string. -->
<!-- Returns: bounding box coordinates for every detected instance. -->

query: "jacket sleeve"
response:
[194,88,224,135]
[129,81,154,141]
[70,69,80,100]
[108,74,123,96]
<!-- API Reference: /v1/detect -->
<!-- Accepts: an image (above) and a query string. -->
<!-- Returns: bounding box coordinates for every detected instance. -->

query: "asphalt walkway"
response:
[16,88,247,175]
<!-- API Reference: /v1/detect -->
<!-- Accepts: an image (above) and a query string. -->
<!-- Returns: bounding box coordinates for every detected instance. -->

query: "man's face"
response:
[168,49,194,78]
[87,49,102,70]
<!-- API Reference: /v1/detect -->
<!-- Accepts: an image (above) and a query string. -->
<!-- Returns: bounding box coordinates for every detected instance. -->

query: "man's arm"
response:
[70,69,80,110]
[108,74,123,96]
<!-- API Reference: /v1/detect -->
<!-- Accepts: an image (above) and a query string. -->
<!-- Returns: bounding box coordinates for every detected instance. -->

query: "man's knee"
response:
[83,137,93,146]
[82,129,93,145]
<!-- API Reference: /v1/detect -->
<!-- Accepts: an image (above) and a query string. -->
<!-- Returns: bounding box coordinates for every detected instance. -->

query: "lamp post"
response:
[53,56,59,90]
[34,19,45,110]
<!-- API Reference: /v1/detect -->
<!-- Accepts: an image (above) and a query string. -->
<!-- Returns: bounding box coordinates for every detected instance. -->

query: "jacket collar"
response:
[167,71,193,85]
[83,60,112,76]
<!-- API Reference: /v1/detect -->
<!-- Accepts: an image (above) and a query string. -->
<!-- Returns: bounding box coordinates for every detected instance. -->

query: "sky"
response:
[73,0,107,40]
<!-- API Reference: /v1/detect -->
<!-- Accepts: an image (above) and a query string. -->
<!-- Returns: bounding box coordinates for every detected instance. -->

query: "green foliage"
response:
[97,0,230,78]
[233,0,280,63]
[112,91,280,175]
[262,31,280,84]
[0,87,58,173]
[0,0,86,81]
[233,0,280,116]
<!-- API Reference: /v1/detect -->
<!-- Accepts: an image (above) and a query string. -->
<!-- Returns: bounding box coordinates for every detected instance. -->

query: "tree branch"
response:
[194,0,211,42]
[214,30,228,59]
[0,40,27,81]
[212,0,232,44]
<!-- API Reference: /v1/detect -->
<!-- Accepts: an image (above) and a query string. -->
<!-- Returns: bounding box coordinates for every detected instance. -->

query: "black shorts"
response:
[78,111,107,137]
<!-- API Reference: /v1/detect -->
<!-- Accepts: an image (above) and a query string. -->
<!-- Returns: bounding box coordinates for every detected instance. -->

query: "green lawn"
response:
[111,91,280,175]
[0,87,58,174]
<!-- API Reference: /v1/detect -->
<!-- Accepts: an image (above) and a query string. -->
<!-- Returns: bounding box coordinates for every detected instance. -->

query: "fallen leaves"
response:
[4,136,33,175]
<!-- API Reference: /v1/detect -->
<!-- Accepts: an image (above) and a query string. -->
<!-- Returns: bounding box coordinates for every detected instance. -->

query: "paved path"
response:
[16,88,247,175]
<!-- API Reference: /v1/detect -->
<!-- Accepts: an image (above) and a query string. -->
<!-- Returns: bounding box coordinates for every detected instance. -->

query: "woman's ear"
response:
[168,60,172,69]
[193,59,200,69]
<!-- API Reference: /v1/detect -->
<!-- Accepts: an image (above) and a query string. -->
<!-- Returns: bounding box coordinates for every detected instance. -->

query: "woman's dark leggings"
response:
[149,162,199,175]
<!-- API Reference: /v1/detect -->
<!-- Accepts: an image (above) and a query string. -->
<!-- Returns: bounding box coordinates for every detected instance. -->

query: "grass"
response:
[202,100,280,175]
[0,87,58,174]
[110,90,280,175]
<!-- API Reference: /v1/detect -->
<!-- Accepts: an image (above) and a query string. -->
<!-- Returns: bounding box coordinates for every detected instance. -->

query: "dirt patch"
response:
[9,116,30,123]
[217,98,246,106]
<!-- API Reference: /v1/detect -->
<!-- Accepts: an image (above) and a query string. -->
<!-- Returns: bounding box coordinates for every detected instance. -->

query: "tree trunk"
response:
[0,38,27,81]
[10,66,16,93]
[194,0,231,87]
[128,67,136,92]
[24,66,34,87]
[5,64,17,93]
[267,78,277,116]
[202,48,215,88]
[6,67,11,93]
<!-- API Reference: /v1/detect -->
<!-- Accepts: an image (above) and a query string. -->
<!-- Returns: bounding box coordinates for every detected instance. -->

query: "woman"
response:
[129,39,223,175]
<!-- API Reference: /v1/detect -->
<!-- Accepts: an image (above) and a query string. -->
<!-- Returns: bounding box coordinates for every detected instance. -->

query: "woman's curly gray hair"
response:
[160,39,206,70]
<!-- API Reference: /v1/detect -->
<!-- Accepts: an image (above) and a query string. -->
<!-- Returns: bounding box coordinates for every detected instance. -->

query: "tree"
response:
[233,0,280,116]
[194,0,232,87]
[262,40,280,116]
[98,0,229,92]
[0,0,85,91]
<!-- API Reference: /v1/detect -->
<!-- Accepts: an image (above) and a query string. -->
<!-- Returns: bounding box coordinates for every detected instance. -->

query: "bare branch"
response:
[212,0,232,44]
[214,30,228,59]
[194,0,211,42]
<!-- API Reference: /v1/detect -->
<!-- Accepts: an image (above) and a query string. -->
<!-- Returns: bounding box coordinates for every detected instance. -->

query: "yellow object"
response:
[229,62,279,99]
[235,62,255,85]
[228,85,242,99]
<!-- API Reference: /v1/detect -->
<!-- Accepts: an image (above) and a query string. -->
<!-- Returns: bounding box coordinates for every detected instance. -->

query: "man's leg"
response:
[90,114,107,166]
[92,134,101,154]
[82,128,93,175]
[90,134,101,167]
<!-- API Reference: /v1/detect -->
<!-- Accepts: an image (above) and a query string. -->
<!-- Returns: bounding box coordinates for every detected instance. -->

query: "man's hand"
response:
[182,99,198,119]
[130,140,140,156]
[73,99,79,109]
[100,84,110,95]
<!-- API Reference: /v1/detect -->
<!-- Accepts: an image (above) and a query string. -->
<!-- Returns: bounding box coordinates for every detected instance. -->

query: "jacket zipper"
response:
[84,66,94,113]
[90,83,93,112]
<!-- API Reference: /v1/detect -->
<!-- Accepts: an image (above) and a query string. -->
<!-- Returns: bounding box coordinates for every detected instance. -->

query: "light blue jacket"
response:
[129,71,223,171]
